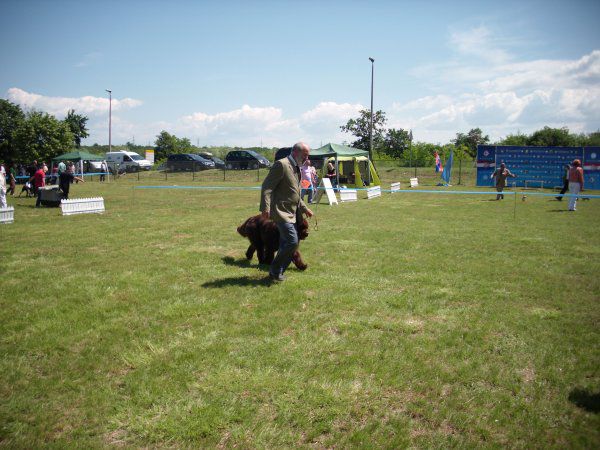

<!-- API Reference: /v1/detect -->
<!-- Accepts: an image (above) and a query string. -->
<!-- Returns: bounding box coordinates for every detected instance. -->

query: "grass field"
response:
[1,171,599,448]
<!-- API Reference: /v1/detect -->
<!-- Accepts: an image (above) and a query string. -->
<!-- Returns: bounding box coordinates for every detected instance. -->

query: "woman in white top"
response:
[300,160,317,204]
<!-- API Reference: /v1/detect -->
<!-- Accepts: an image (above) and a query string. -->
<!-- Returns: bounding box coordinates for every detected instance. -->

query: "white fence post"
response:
[0,206,15,224]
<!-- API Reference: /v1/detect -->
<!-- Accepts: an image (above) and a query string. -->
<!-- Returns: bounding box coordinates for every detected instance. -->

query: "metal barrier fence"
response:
[6,159,532,190]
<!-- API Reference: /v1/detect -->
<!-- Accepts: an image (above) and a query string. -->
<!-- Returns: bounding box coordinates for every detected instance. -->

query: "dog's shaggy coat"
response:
[237,215,308,270]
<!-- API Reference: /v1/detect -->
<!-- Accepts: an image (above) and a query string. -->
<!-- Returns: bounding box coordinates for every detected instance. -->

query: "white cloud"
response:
[449,26,511,64]
[391,45,600,143]
[6,87,142,117]
[165,101,363,147]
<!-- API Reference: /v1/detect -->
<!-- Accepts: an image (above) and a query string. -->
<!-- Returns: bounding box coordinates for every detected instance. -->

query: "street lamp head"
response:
[105,89,112,94]
[369,57,374,62]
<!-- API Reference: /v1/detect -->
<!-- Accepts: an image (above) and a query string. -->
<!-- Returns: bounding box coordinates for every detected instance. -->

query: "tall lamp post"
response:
[368,57,375,161]
[368,57,375,184]
[106,89,112,153]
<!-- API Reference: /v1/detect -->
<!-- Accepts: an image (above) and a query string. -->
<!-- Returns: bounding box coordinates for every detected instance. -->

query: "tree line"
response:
[0,99,89,164]
[340,109,600,166]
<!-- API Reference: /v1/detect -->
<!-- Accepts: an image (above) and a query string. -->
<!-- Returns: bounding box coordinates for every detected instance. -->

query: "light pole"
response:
[368,57,374,184]
[410,129,416,177]
[368,57,375,161]
[106,89,112,153]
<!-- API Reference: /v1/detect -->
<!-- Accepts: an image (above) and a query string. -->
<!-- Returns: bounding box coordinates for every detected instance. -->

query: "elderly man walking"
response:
[260,142,314,282]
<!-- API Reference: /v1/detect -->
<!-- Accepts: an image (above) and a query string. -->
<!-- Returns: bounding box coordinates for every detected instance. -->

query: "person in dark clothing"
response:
[556,164,571,200]
[59,167,85,199]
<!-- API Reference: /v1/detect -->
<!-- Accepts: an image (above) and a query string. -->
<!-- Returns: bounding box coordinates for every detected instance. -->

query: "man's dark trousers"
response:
[270,222,299,277]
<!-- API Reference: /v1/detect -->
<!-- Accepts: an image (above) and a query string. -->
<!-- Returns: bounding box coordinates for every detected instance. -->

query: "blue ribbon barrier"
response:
[133,185,600,199]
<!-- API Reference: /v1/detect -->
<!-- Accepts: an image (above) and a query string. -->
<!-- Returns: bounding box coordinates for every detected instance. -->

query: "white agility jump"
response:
[339,188,358,202]
[390,182,401,193]
[0,206,14,224]
[61,197,105,216]
[366,186,381,199]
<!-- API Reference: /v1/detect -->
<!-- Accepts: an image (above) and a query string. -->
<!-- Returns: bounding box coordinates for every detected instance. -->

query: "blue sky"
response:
[1,0,599,147]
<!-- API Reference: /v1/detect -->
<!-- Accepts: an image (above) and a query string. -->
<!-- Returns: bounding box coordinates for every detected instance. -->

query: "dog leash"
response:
[310,214,318,231]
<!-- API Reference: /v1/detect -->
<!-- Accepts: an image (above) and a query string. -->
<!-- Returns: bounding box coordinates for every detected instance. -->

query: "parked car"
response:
[106,151,153,173]
[166,153,215,171]
[225,150,271,170]
[197,152,226,169]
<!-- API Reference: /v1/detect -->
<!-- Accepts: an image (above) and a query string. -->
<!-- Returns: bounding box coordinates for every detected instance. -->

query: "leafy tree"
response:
[63,109,89,148]
[580,130,600,146]
[408,142,435,166]
[13,110,73,163]
[0,99,26,163]
[382,128,411,159]
[453,128,489,157]
[340,109,387,152]
[497,132,529,146]
[154,130,193,160]
[527,126,578,147]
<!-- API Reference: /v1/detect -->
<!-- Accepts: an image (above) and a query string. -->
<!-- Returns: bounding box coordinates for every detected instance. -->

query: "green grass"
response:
[1,173,599,448]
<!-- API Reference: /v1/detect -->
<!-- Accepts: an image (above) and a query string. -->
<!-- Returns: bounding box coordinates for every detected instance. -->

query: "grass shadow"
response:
[202,275,273,288]
[549,209,570,213]
[222,256,270,272]
[568,388,600,413]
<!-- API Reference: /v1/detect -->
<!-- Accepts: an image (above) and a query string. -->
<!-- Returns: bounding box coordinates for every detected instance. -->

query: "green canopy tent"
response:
[52,151,105,178]
[52,151,104,162]
[310,143,381,189]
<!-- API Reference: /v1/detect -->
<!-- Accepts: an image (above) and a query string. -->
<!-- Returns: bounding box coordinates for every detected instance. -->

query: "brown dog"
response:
[237,214,309,270]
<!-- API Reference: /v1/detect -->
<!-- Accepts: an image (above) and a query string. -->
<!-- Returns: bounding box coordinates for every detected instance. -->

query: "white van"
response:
[105,151,153,173]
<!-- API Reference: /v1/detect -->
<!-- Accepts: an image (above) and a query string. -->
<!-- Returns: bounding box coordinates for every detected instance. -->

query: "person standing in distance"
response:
[260,142,314,282]
[492,162,517,200]
[567,159,584,211]
[0,164,7,209]
[59,165,85,200]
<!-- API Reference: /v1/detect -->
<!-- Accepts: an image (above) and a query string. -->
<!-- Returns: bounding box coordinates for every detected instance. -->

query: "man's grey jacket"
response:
[260,155,308,223]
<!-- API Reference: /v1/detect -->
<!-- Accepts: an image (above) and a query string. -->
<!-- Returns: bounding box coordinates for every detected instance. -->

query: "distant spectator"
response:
[59,166,85,200]
[57,160,66,176]
[491,162,517,200]
[100,161,107,182]
[8,163,17,196]
[31,164,47,207]
[27,160,37,180]
[300,160,317,204]
[0,164,7,208]
[51,165,58,184]
[567,159,584,211]
[326,160,337,189]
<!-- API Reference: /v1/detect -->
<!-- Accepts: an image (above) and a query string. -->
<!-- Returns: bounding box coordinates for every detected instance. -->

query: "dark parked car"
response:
[224,150,271,170]
[196,153,226,169]
[167,153,215,171]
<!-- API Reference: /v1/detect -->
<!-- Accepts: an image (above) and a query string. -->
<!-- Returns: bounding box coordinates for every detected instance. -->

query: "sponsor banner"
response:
[145,149,155,164]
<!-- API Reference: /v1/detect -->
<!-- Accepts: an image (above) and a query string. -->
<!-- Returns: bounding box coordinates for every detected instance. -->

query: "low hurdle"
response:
[61,197,105,216]
[0,206,14,224]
